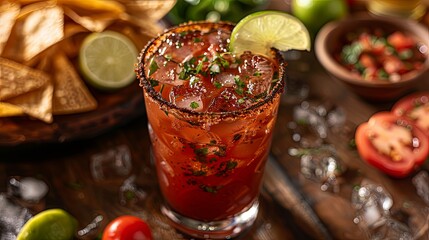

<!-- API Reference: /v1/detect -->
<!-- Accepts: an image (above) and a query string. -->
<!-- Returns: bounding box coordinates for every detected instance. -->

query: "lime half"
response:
[17,209,77,240]
[79,30,138,91]
[230,11,311,57]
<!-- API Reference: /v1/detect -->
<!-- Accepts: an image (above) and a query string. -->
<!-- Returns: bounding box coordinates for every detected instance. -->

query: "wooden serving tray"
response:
[0,81,145,148]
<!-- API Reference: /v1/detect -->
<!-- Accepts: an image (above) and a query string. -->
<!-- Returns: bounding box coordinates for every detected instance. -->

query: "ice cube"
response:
[207,88,243,112]
[294,102,328,139]
[352,180,394,235]
[90,145,132,182]
[174,95,203,112]
[352,180,393,212]
[365,218,413,240]
[8,177,48,203]
[294,145,344,192]
[119,175,147,206]
[293,101,346,141]
[147,55,184,86]
[326,106,346,128]
[0,193,32,240]
[412,171,429,206]
[238,52,273,96]
[212,72,236,87]
[169,81,208,112]
[77,215,104,238]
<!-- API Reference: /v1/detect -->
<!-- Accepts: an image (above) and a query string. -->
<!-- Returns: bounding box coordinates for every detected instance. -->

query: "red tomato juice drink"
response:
[136,21,285,239]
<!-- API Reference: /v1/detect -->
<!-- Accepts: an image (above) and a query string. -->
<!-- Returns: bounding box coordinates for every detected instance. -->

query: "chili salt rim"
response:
[136,21,286,125]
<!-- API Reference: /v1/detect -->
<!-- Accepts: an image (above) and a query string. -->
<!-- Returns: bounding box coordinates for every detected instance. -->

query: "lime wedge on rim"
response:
[17,209,77,240]
[230,11,311,57]
[79,30,138,91]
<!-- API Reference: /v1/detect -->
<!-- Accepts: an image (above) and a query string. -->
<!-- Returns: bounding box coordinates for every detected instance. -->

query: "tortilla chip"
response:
[0,2,20,54]
[58,0,124,15]
[6,83,54,123]
[63,6,114,32]
[120,0,175,21]
[0,102,24,117]
[0,57,50,100]
[4,5,64,62]
[52,52,97,115]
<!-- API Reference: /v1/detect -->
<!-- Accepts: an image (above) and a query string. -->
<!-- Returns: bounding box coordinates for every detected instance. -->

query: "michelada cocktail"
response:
[136,11,310,239]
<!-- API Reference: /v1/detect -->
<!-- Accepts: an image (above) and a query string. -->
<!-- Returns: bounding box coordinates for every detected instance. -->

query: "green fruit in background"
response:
[168,0,269,24]
[292,0,348,36]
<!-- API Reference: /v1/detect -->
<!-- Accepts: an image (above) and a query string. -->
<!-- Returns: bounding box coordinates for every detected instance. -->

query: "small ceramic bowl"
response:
[315,15,429,101]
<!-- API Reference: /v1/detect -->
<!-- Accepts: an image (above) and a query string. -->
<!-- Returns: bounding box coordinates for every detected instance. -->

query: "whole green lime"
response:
[292,0,348,36]
[17,209,78,240]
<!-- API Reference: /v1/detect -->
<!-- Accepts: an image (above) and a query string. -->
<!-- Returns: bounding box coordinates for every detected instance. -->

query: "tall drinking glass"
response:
[136,21,285,239]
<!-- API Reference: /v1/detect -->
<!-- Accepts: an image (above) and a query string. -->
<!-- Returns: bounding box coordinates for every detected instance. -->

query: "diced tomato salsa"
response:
[338,29,427,82]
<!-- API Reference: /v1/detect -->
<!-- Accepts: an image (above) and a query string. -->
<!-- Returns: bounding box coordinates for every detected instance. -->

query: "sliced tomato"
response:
[392,91,429,137]
[355,112,429,178]
[102,215,153,240]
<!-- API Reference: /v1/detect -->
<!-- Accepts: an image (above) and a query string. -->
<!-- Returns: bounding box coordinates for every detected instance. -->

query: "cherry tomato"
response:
[102,215,153,240]
[392,92,429,136]
[355,112,429,178]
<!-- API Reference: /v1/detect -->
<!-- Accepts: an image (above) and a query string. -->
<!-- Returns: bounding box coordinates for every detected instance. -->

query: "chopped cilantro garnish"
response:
[195,147,208,156]
[195,60,203,74]
[234,76,245,95]
[200,185,220,194]
[164,54,172,61]
[253,71,262,76]
[192,170,207,176]
[193,37,202,43]
[149,79,159,87]
[213,81,222,89]
[190,101,199,109]
[148,57,159,76]
[226,160,238,170]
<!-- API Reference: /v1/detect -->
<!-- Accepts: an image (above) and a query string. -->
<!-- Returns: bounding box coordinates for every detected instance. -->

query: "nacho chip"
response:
[52,52,97,115]
[0,102,24,117]
[6,82,54,123]
[0,1,20,54]
[4,5,64,62]
[58,0,124,15]
[63,6,113,32]
[0,57,50,100]
[120,0,175,21]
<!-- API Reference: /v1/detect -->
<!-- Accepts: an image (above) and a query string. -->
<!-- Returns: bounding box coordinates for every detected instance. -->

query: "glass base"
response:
[161,200,259,239]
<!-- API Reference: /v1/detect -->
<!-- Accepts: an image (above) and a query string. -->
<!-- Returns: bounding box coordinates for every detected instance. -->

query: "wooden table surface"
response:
[1,2,429,240]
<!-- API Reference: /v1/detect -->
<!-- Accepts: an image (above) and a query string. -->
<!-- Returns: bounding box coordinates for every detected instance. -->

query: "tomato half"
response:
[355,112,429,178]
[102,216,153,240]
[392,91,429,136]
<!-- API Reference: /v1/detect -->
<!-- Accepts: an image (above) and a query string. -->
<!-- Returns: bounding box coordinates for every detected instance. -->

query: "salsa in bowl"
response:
[315,15,429,101]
